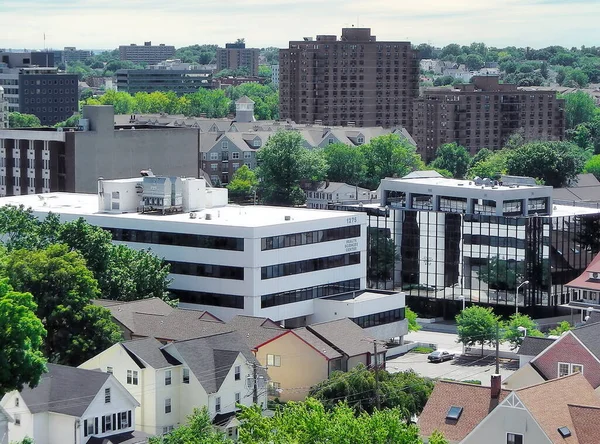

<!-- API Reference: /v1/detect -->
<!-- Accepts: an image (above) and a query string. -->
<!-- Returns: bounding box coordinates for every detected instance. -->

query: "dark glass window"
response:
[261,225,360,251]
[106,227,244,251]
[351,308,405,328]
[261,279,361,308]
[261,252,361,280]
[170,289,244,309]
[168,261,244,280]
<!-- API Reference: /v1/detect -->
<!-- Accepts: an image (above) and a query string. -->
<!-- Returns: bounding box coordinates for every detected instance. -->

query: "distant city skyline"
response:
[0,0,598,50]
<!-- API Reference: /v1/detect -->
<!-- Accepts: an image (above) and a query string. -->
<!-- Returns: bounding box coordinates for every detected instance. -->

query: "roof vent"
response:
[189,212,196,219]
[205,213,212,220]
[558,427,571,438]
[284,215,291,221]
[446,406,463,421]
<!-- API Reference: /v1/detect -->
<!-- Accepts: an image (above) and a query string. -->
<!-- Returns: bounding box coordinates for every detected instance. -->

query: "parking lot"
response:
[386,351,517,386]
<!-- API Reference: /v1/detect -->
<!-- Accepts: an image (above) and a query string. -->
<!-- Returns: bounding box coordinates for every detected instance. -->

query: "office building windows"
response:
[168,261,244,280]
[107,228,244,251]
[261,225,360,250]
[261,252,360,280]
[261,279,360,308]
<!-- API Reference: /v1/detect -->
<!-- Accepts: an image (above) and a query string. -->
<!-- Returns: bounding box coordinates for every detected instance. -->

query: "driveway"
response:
[386,352,517,386]
[403,330,516,355]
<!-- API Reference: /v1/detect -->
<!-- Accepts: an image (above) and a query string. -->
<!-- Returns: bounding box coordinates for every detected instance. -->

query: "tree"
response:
[322,143,365,185]
[548,321,572,336]
[505,141,586,188]
[406,307,421,332]
[256,131,309,206]
[149,407,230,444]
[563,91,597,129]
[575,214,600,255]
[502,313,544,350]
[430,143,471,178]
[456,306,501,354]
[584,154,600,180]
[367,228,398,285]
[359,134,425,190]
[1,244,122,365]
[309,365,433,419]
[0,205,41,251]
[8,112,42,128]
[465,54,485,71]
[227,165,258,202]
[0,278,46,396]
[429,431,450,444]
[479,257,525,291]
[467,150,508,179]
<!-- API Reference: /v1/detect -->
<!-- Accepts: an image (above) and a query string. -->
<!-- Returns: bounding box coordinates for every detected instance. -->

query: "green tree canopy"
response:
[502,313,544,350]
[8,112,42,128]
[456,306,501,353]
[479,257,525,292]
[0,278,46,396]
[359,135,425,190]
[430,143,472,178]
[467,150,508,179]
[149,407,230,444]
[227,165,258,202]
[0,244,122,365]
[406,307,421,332]
[584,154,600,180]
[322,142,365,185]
[549,321,572,336]
[563,91,597,129]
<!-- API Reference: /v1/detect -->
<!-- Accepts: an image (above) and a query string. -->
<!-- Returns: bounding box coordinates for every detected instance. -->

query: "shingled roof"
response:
[19,364,111,417]
[227,315,285,349]
[121,337,181,369]
[307,318,376,357]
[517,336,555,356]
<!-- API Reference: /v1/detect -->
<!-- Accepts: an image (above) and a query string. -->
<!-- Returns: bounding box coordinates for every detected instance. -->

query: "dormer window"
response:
[357,136,365,145]
[253,139,261,148]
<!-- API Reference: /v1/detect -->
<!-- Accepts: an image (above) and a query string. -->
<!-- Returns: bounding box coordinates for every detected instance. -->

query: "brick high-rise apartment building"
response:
[413,76,566,162]
[279,28,419,129]
[216,43,259,77]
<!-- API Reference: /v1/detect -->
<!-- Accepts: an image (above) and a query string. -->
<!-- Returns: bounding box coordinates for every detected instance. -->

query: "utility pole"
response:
[373,341,381,411]
[252,361,259,405]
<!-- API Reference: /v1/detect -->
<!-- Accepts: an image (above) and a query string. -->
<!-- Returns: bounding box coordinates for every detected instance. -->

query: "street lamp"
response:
[459,295,466,311]
[516,281,530,315]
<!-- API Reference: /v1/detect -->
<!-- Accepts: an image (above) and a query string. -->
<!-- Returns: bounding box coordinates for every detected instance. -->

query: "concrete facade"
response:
[119,42,175,64]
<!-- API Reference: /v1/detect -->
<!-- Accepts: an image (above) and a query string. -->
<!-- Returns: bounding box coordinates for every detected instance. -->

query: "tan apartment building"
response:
[413,76,565,162]
[216,43,259,77]
[279,28,419,130]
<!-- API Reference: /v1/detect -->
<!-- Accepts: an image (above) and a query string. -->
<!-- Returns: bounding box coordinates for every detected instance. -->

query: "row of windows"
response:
[170,289,244,309]
[261,225,360,251]
[83,411,132,436]
[261,279,361,308]
[463,234,527,249]
[23,79,76,86]
[107,227,244,251]
[351,308,405,329]
[168,260,244,280]
[261,252,360,280]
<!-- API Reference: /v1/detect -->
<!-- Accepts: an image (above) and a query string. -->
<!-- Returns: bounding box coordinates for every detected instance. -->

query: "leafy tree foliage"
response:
[0,278,46,396]
[367,228,398,285]
[467,150,508,179]
[1,244,122,366]
[406,307,421,332]
[505,141,587,187]
[225,83,279,120]
[148,407,229,444]
[563,91,597,129]
[502,313,544,350]
[548,321,572,336]
[257,131,320,206]
[322,142,365,185]
[174,44,218,64]
[456,306,501,353]
[584,155,600,180]
[359,135,425,190]
[8,112,41,128]
[479,257,524,291]
[227,165,258,202]
[430,143,472,178]
[575,214,600,255]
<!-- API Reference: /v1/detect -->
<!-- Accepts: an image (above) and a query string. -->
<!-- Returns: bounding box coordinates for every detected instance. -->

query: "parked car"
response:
[428,350,455,363]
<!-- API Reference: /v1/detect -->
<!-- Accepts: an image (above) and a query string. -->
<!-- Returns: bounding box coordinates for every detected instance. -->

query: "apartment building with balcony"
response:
[216,43,259,77]
[413,76,565,162]
[279,28,419,129]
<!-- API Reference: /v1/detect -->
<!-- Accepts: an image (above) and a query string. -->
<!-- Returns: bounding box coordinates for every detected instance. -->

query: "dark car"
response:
[427,350,455,363]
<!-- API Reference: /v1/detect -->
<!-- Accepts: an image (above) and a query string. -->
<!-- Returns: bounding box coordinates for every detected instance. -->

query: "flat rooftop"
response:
[382,176,550,192]
[324,289,401,303]
[0,193,360,228]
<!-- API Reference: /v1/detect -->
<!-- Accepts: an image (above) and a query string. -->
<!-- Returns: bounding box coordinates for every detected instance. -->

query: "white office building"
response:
[0,174,407,334]
[0,86,7,129]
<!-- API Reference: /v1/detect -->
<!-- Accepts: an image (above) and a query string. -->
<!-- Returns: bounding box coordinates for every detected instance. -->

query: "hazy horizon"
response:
[1,0,599,51]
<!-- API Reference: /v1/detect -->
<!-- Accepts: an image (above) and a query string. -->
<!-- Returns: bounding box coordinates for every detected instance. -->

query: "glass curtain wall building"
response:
[337,172,600,317]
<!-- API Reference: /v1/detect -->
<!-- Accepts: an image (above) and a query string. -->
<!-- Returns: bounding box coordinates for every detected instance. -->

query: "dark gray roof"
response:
[87,431,151,444]
[227,315,285,349]
[307,318,376,357]
[20,364,110,417]
[292,328,342,360]
[517,336,555,356]
[572,321,600,359]
[172,331,266,394]
[121,338,181,369]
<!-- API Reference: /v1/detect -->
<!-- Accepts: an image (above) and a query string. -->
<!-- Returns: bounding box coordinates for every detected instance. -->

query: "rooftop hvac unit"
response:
[141,176,183,214]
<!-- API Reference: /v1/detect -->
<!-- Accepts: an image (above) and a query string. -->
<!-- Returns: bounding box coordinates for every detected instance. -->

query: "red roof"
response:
[565,253,600,291]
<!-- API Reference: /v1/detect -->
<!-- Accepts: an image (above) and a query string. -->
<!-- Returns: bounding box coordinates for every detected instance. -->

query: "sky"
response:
[0,0,598,51]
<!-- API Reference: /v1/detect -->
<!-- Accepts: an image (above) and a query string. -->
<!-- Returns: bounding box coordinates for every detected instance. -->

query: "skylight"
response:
[558,426,571,438]
[446,406,463,421]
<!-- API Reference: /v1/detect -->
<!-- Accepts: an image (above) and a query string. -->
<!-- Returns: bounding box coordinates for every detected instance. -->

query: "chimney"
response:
[490,374,501,399]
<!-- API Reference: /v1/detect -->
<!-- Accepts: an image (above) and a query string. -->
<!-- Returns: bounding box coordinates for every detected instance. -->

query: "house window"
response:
[86,419,94,435]
[210,152,219,160]
[221,141,229,149]
[105,414,112,431]
[104,388,111,403]
[232,152,240,159]
[328,138,334,144]
[235,392,241,404]
[235,365,241,380]
[357,136,365,144]
[183,368,190,384]
[507,433,523,444]
[268,381,281,396]
[216,396,221,412]
[233,162,240,170]
[127,370,138,385]
[572,364,584,374]
[267,354,281,367]
[165,370,172,385]
[165,398,172,414]
[106,367,113,375]
[253,139,261,147]
[14,397,19,407]
[558,362,584,377]
[244,152,252,159]
[120,411,128,428]
[14,414,20,426]
[162,425,174,434]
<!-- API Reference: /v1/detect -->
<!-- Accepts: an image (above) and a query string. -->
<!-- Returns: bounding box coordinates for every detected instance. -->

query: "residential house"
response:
[0,364,142,444]
[94,298,231,342]
[0,405,12,444]
[79,332,267,438]
[305,182,376,209]
[420,373,600,443]
[503,320,600,392]
[515,336,555,368]
[565,253,600,319]
[228,315,343,401]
